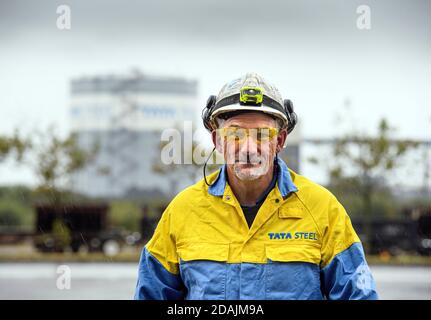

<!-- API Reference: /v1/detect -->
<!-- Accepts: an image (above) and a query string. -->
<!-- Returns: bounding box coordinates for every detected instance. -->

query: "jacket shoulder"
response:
[289,169,338,205]
[289,170,348,226]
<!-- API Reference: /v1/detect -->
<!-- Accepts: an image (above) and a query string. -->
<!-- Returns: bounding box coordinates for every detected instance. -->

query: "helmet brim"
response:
[210,103,288,123]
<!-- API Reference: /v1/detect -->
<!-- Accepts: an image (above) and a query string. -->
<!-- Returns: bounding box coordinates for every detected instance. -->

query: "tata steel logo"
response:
[268,232,318,241]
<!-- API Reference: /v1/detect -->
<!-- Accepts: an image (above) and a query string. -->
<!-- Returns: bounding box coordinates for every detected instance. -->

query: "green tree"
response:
[0,128,98,230]
[0,132,32,229]
[29,127,99,205]
[108,201,141,232]
[51,219,72,251]
[309,118,418,249]
[0,130,30,163]
[0,197,33,228]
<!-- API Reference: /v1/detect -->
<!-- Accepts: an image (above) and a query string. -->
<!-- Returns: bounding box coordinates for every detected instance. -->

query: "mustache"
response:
[228,152,269,165]
[223,142,272,165]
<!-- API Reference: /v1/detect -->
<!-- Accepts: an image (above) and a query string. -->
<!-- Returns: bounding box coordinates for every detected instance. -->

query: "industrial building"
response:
[70,71,198,198]
[70,71,301,199]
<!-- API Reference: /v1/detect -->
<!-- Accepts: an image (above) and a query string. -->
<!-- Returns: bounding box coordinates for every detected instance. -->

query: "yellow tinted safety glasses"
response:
[218,127,279,144]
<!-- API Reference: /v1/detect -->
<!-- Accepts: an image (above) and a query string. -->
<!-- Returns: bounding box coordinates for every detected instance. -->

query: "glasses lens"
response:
[220,127,278,144]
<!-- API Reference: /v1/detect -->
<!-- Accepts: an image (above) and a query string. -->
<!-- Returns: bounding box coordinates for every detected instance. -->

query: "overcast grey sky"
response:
[1,0,430,186]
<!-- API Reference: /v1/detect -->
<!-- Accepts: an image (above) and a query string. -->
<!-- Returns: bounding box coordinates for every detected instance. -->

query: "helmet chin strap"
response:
[203,147,216,186]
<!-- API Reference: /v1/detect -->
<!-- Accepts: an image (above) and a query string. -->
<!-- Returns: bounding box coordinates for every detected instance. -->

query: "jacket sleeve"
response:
[320,197,379,300]
[134,207,186,300]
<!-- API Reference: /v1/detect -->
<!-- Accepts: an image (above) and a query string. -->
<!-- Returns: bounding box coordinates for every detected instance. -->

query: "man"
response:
[134,73,378,300]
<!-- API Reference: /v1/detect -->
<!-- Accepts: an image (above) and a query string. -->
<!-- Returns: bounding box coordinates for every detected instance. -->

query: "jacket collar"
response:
[208,156,298,198]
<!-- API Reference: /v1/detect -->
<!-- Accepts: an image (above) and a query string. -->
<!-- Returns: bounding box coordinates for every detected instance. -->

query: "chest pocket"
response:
[177,242,229,262]
[265,244,323,300]
[177,242,229,300]
[278,206,304,219]
[266,244,321,264]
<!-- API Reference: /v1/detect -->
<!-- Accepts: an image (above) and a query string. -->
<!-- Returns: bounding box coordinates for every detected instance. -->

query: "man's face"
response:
[212,112,287,181]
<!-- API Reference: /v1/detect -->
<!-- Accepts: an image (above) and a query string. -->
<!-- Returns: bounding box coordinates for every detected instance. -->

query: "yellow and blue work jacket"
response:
[134,158,378,300]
